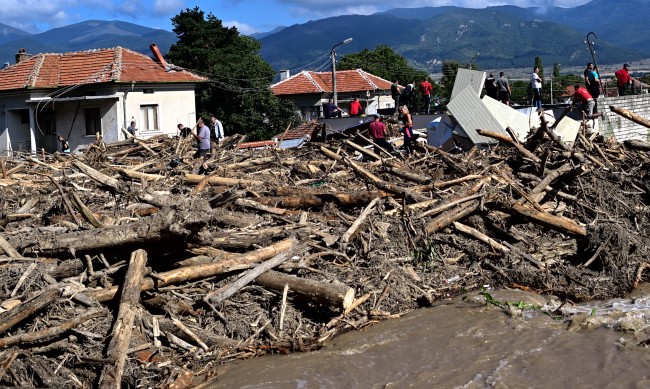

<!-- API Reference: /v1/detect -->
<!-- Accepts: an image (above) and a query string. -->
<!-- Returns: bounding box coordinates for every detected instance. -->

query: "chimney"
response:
[280,70,290,81]
[15,48,27,64]
[149,43,169,70]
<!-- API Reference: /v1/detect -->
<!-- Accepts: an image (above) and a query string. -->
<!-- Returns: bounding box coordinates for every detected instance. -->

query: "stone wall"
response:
[597,94,650,141]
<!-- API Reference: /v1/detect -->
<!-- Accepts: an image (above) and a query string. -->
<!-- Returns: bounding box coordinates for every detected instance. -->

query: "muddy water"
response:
[211,289,650,388]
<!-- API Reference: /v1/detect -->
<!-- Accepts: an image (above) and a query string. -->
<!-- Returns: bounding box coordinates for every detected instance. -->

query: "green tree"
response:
[534,56,544,80]
[166,7,298,140]
[439,60,462,99]
[338,45,428,86]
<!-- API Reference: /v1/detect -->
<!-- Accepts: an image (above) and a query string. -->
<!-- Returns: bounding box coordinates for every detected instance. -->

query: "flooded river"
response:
[209,287,650,388]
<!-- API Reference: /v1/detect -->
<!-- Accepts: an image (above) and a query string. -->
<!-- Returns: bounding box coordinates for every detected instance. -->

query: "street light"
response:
[331,37,353,106]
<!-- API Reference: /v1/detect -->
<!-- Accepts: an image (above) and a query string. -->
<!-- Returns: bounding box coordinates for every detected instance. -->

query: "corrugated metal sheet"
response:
[451,68,486,101]
[482,96,536,142]
[447,85,505,145]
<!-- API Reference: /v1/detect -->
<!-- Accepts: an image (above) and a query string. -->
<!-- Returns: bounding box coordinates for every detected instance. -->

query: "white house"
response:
[0,44,206,156]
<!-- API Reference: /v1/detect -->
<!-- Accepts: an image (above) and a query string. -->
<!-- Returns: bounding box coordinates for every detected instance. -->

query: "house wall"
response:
[0,84,198,155]
[597,94,650,141]
[0,93,39,156]
[123,86,197,140]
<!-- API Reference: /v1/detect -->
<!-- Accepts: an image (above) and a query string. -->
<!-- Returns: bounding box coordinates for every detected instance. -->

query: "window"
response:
[20,109,29,124]
[84,108,101,136]
[140,104,159,132]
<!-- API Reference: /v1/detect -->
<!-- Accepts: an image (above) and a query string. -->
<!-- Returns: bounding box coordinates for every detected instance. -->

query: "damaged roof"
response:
[0,47,206,91]
[270,69,392,96]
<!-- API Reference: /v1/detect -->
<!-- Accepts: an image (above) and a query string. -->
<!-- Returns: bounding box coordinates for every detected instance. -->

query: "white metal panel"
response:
[451,68,486,101]
[554,116,581,144]
[482,96,535,142]
[447,85,505,145]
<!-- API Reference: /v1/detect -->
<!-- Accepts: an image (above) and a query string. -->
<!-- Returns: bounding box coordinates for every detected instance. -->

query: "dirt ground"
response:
[0,118,648,387]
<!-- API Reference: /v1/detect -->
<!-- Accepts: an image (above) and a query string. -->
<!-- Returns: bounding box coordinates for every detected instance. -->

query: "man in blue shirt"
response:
[193,118,211,173]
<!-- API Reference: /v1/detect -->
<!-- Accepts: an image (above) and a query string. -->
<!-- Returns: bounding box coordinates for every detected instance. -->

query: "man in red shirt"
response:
[615,64,631,96]
[419,78,433,114]
[573,84,597,118]
[368,114,394,155]
[349,97,363,116]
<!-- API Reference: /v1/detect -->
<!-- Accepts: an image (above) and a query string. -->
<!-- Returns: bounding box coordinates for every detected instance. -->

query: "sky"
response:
[1,0,592,36]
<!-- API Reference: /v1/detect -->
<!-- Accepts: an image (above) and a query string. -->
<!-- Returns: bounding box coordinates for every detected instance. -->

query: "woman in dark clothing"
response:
[57,135,71,154]
[398,105,414,155]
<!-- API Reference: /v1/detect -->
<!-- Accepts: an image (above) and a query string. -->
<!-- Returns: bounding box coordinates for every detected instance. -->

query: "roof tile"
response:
[0,47,205,91]
[271,69,392,96]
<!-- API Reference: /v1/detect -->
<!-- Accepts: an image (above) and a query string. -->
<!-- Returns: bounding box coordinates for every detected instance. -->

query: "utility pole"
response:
[330,38,353,106]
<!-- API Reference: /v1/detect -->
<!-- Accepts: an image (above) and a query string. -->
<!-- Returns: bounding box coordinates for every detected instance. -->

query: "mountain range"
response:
[258,0,650,72]
[0,0,646,75]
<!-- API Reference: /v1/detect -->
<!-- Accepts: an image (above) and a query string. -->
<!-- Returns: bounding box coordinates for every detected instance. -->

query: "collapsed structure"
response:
[0,68,648,386]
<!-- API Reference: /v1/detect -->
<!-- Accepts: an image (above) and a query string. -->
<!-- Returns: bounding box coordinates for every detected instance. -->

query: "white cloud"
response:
[154,0,184,16]
[223,20,259,35]
[278,0,592,17]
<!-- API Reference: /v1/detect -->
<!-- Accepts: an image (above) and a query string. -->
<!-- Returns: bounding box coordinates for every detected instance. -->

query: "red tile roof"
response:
[0,47,205,91]
[271,69,392,96]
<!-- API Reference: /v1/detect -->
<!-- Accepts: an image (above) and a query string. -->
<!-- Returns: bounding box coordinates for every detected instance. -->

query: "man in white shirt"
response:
[210,115,224,142]
[531,67,542,110]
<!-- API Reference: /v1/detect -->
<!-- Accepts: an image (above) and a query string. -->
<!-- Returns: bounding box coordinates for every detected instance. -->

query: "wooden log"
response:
[0,234,20,258]
[0,308,105,349]
[255,270,355,312]
[0,287,60,335]
[211,224,306,249]
[424,144,469,175]
[477,129,541,163]
[411,174,484,192]
[257,191,391,208]
[624,139,650,151]
[340,197,381,244]
[119,169,164,181]
[183,174,263,187]
[99,250,148,389]
[453,222,508,253]
[609,105,650,129]
[344,139,382,160]
[416,193,484,219]
[69,190,105,228]
[82,238,296,303]
[384,166,432,184]
[530,163,573,195]
[234,198,287,215]
[422,200,480,236]
[204,250,294,304]
[511,202,587,237]
[72,160,121,190]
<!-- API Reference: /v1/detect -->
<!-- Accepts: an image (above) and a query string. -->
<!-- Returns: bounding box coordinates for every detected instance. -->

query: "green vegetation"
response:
[166,7,299,140]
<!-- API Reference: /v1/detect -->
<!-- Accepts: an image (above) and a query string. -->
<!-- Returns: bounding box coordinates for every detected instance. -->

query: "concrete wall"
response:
[0,84,198,155]
[597,94,650,141]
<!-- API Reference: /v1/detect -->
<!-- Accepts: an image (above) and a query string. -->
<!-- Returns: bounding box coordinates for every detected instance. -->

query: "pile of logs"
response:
[0,112,648,387]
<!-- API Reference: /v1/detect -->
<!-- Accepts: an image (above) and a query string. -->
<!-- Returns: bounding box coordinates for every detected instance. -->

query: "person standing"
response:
[485,73,498,100]
[615,64,631,96]
[391,80,401,113]
[398,105,414,155]
[583,63,593,87]
[496,72,511,106]
[210,115,224,142]
[419,78,433,114]
[588,66,601,112]
[368,114,394,156]
[349,97,363,117]
[404,81,415,110]
[126,121,138,137]
[531,67,543,110]
[193,118,211,173]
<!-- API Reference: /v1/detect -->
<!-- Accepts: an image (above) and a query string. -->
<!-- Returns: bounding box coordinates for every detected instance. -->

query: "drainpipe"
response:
[123,87,130,139]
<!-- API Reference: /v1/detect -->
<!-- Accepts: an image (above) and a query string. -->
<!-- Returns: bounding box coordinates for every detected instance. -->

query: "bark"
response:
[0,287,60,335]
[99,249,148,389]
[82,238,297,303]
[255,270,355,312]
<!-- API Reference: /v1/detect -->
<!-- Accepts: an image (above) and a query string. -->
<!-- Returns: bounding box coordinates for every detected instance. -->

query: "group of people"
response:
[391,78,434,114]
[176,115,224,173]
[368,105,415,157]
[485,71,513,106]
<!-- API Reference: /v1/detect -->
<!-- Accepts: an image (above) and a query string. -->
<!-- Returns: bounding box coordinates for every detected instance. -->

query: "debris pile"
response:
[0,117,648,387]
